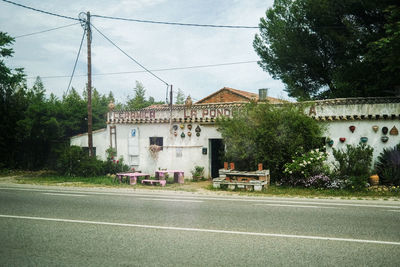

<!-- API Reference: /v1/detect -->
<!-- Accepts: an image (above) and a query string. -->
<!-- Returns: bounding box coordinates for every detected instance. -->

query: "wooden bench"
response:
[141,179,166,187]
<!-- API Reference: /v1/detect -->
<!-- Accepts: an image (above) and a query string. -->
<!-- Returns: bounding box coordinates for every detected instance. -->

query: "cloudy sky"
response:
[1,0,288,103]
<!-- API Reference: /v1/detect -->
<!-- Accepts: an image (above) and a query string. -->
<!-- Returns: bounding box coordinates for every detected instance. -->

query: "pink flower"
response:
[117,160,119,164]
[113,160,115,163]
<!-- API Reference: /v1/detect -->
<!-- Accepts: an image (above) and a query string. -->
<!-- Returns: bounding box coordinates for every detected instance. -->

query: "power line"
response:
[26,60,258,79]
[92,14,258,29]
[14,22,80,38]
[66,28,86,95]
[91,23,170,86]
[1,0,79,21]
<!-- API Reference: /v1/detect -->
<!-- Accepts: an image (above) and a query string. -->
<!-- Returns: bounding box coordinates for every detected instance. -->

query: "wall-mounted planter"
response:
[195,125,201,133]
[372,125,379,132]
[181,132,185,138]
[188,124,192,130]
[360,137,368,143]
[381,136,389,143]
[196,132,200,137]
[187,131,192,137]
[339,137,346,143]
[173,125,178,131]
[180,124,184,129]
[382,127,388,135]
[327,140,334,147]
[349,125,356,133]
[174,131,177,137]
[390,126,398,136]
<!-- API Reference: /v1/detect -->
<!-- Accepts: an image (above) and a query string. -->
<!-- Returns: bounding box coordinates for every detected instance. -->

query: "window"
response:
[149,137,163,150]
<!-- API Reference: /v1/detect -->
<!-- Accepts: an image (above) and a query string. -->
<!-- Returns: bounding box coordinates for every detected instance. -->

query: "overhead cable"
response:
[92,14,258,29]
[14,22,80,38]
[66,28,86,95]
[1,0,79,21]
[26,60,258,79]
[90,23,169,86]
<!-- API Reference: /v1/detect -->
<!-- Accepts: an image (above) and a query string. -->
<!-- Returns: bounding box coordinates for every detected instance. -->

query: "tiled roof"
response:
[195,87,285,104]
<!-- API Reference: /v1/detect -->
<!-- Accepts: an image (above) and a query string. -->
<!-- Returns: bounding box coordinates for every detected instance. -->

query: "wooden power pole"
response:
[86,11,93,157]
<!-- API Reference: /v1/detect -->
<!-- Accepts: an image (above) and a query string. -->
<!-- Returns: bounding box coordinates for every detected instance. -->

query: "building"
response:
[71,87,400,178]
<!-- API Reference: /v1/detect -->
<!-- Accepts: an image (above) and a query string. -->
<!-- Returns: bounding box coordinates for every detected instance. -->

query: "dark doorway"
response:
[209,139,224,178]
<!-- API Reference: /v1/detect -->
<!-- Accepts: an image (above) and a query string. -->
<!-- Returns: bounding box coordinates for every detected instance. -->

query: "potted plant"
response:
[191,166,204,181]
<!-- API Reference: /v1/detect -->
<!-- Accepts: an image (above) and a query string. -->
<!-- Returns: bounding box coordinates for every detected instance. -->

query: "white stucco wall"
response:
[70,128,108,161]
[323,121,399,167]
[113,123,222,178]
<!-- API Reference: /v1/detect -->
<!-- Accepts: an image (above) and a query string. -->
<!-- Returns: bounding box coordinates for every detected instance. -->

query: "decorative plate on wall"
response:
[390,126,398,136]
[372,125,379,132]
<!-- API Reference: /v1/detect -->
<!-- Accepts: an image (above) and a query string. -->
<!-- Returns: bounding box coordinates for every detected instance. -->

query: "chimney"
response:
[258,88,268,101]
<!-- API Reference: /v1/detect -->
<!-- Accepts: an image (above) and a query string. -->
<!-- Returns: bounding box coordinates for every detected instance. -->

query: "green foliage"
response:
[175,89,185,104]
[375,144,400,186]
[254,0,400,100]
[126,81,164,110]
[217,102,324,182]
[103,147,130,174]
[191,166,205,181]
[332,144,374,189]
[56,146,104,177]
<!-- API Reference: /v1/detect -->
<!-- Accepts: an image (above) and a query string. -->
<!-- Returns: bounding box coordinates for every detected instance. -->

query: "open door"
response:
[209,139,224,178]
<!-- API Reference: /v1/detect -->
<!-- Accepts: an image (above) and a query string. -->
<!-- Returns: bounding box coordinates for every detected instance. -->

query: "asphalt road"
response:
[0,185,399,266]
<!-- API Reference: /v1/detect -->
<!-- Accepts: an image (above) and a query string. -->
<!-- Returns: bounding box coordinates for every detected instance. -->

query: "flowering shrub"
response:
[303,174,331,188]
[284,149,328,178]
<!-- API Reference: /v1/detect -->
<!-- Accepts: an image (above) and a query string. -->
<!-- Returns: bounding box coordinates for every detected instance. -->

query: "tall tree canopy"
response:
[254,0,400,100]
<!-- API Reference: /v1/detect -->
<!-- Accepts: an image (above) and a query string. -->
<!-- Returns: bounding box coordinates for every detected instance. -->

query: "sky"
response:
[1,0,288,104]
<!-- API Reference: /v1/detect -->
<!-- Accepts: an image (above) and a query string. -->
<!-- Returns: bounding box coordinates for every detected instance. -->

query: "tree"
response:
[126,81,147,110]
[175,89,185,104]
[254,0,400,100]
[217,103,324,181]
[0,32,26,168]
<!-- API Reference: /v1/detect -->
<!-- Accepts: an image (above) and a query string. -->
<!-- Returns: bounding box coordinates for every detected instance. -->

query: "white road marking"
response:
[1,187,400,209]
[387,210,400,212]
[42,193,87,197]
[253,204,338,209]
[0,214,399,246]
[139,198,203,203]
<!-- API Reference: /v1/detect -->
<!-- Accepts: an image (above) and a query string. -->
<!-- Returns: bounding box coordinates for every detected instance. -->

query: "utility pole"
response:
[86,11,93,157]
[170,85,173,133]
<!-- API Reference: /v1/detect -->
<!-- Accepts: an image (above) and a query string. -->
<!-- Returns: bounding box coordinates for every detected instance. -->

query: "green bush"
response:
[103,148,130,174]
[332,144,374,189]
[375,144,400,186]
[217,102,324,182]
[56,146,104,177]
[191,166,205,181]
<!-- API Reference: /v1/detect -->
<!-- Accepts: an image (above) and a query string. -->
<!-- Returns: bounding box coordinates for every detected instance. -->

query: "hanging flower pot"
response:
[381,136,389,143]
[369,174,379,186]
[173,124,178,131]
[187,131,192,137]
[360,137,368,143]
[181,132,185,138]
[187,124,192,130]
[180,124,185,129]
[174,131,177,137]
[382,127,388,135]
[372,125,379,132]
[349,125,356,133]
[195,125,201,133]
[196,132,200,137]
[390,126,398,135]
[339,137,346,143]
[327,140,334,147]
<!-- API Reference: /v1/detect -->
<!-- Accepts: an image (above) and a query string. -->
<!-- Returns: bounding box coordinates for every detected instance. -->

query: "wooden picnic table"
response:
[115,172,150,185]
[155,170,184,184]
